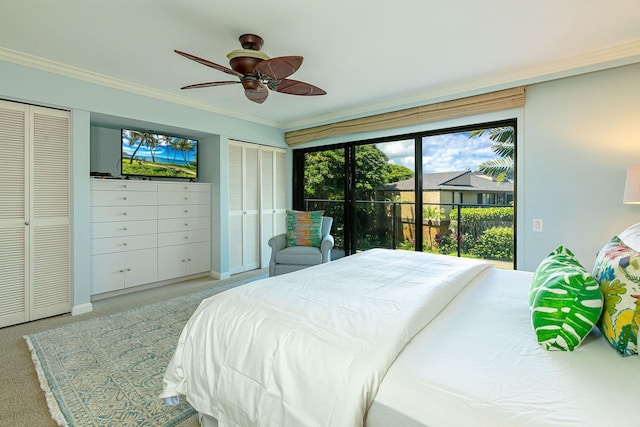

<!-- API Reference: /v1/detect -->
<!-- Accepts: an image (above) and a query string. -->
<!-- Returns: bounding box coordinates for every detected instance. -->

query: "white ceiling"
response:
[2,0,640,130]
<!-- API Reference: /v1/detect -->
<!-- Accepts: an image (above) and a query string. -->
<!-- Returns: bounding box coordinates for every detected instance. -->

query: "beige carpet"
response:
[0,269,266,426]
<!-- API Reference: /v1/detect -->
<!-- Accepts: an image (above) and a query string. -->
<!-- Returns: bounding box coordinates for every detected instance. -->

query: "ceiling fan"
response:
[175,34,326,104]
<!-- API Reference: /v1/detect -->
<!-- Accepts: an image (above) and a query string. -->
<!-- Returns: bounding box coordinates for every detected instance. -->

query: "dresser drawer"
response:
[91,219,157,239]
[158,217,210,233]
[91,180,157,192]
[157,204,210,219]
[91,233,157,255]
[91,205,157,222]
[157,182,209,192]
[157,191,210,206]
[157,229,210,247]
[91,190,158,207]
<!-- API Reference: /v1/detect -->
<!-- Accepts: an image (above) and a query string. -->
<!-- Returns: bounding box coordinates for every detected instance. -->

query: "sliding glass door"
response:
[353,140,415,252]
[297,147,347,255]
[293,119,516,267]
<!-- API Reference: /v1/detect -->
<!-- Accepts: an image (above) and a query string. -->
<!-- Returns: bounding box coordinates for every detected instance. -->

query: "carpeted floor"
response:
[0,269,266,427]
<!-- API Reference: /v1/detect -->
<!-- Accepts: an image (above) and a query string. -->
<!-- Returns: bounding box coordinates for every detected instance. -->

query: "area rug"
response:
[24,274,266,427]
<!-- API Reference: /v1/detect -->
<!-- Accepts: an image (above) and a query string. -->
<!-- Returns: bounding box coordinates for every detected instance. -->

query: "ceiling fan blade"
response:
[180,81,240,90]
[174,49,244,78]
[255,56,303,80]
[274,79,326,96]
[245,86,269,104]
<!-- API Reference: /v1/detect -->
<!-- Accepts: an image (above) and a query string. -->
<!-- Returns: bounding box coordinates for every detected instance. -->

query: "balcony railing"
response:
[304,198,514,268]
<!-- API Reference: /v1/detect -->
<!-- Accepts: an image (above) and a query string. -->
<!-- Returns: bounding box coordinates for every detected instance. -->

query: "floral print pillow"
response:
[592,236,640,356]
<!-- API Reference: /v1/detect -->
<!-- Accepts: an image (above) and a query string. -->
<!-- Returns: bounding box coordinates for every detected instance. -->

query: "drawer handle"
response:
[184,197,188,200]
[184,223,189,226]
[119,269,124,273]
[184,210,189,213]
[122,227,128,231]
[123,212,127,216]
[123,184,127,188]
[184,236,189,240]
[181,259,186,263]
[123,242,128,246]
[123,196,127,200]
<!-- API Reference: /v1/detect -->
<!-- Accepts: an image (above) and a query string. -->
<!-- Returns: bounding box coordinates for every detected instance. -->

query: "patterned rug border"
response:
[24,274,266,427]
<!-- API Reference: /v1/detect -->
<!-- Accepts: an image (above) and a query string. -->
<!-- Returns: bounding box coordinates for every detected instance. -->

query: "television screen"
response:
[121,129,198,180]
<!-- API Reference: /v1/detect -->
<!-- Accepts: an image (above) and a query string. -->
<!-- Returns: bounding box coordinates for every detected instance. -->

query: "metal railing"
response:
[304,198,514,267]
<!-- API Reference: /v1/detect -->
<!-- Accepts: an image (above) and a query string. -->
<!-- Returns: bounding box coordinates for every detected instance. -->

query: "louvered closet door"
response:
[228,142,260,274]
[29,106,70,321]
[0,101,28,327]
[260,148,287,268]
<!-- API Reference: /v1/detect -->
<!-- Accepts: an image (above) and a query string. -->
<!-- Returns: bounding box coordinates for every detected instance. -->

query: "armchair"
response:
[268,216,334,276]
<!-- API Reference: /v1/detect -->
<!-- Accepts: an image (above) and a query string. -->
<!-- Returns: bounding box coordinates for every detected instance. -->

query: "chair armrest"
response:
[320,234,335,263]
[268,233,287,252]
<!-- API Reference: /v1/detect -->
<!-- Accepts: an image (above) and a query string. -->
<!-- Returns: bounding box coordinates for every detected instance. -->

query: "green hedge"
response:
[470,227,514,261]
[450,207,514,238]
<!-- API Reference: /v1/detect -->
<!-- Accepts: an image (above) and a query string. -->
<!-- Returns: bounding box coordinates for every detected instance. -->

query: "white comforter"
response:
[161,249,489,426]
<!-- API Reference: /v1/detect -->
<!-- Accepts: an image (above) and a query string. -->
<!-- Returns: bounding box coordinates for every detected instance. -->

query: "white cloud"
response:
[376,131,498,173]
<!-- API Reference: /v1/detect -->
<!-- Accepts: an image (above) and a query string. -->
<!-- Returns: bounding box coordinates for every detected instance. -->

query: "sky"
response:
[376,131,498,174]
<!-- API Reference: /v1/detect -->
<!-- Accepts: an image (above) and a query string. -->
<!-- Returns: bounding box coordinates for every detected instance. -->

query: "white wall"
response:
[522,62,640,271]
[0,58,287,311]
[288,62,640,272]
[3,55,640,309]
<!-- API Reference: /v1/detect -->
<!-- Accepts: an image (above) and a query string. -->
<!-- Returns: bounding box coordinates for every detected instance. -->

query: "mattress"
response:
[162,249,490,426]
[366,267,640,427]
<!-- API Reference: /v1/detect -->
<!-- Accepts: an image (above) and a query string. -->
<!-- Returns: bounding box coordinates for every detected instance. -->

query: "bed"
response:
[161,248,640,427]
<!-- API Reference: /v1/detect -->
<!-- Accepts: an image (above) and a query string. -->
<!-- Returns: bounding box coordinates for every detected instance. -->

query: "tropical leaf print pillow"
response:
[529,246,604,351]
[592,236,640,356]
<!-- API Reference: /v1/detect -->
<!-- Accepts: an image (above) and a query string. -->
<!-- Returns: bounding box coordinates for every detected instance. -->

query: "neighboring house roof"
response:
[382,170,513,193]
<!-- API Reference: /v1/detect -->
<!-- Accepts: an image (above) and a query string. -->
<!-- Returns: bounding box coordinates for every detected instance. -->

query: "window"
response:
[293,119,516,268]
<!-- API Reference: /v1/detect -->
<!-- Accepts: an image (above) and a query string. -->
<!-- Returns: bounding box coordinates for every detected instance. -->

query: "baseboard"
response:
[210,271,231,280]
[71,303,93,316]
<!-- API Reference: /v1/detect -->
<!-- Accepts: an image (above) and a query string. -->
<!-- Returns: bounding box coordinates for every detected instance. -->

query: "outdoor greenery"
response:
[302,129,515,264]
[450,206,514,238]
[469,127,514,182]
[304,146,413,200]
[470,227,514,261]
[121,159,197,178]
[435,207,514,261]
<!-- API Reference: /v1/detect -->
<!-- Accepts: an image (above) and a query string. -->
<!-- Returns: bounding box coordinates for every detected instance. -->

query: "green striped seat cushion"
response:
[529,246,603,351]
[592,236,640,356]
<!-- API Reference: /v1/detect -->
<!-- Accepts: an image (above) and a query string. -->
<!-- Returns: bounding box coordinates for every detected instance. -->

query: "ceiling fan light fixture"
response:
[175,33,325,104]
[226,49,270,61]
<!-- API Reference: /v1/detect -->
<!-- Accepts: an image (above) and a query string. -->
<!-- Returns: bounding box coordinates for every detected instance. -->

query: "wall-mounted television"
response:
[121,129,198,180]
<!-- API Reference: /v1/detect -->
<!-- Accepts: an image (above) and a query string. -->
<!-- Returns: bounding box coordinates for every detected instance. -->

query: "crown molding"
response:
[3,40,640,134]
[283,40,640,131]
[0,47,280,128]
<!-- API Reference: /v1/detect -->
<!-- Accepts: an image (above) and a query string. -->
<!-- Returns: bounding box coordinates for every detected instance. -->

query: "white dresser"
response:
[90,179,211,296]
[157,182,211,281]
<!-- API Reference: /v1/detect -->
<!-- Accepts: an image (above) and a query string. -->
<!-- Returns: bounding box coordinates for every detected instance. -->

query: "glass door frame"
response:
[292,118,517,263]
